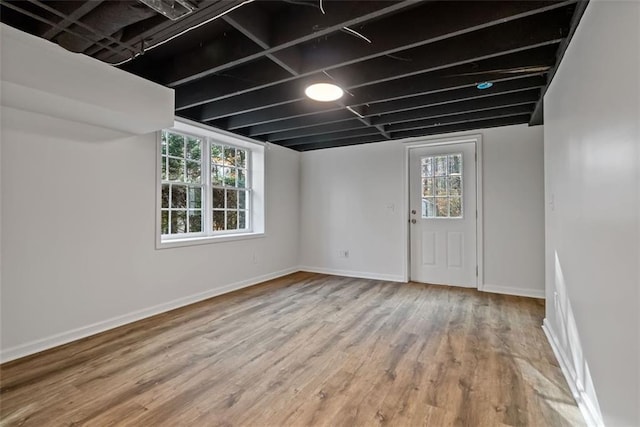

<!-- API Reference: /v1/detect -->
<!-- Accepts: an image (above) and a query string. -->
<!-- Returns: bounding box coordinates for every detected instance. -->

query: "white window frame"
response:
[156,118,265,249]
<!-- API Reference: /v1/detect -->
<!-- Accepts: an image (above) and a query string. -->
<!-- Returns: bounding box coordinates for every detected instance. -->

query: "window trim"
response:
[156,118,265,249]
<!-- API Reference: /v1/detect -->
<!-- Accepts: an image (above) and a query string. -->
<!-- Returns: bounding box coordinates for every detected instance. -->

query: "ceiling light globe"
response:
[305,83,344,102]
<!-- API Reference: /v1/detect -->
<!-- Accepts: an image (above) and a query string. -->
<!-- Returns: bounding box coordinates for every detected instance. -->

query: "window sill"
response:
[157,232,265,249]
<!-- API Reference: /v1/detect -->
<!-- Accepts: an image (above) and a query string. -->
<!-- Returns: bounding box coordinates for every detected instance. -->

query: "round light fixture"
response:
[476,81,494,90]
[305,83,344,102]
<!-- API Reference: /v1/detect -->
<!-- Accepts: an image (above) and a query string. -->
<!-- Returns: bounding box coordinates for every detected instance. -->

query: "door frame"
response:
[401,134,484,289]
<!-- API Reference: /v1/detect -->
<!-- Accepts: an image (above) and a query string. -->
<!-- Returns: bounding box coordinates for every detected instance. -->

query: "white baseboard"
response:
[298,266,406,283]
[542,319,604,427]
[0,267,299,364]
[481,283,545,299]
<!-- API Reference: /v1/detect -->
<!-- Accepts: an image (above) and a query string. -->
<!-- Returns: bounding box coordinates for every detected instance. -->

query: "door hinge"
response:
[476,266,478,276]
[475,152,477,162]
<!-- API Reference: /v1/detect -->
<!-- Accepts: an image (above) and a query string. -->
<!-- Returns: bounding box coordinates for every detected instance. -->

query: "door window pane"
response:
[422,197,435,217]
[421,157,433,177]
[435,177,447,196]
[449,176,462,196]
[435,198,448,217]
[450,197,462,218]
[448,154,462,175]
[422,178,434,197]
[435,156,447,176]
[421,153,463,218]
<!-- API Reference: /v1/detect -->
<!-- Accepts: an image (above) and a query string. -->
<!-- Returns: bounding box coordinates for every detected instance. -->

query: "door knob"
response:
[411,209,417,215]
[411,219,417,224]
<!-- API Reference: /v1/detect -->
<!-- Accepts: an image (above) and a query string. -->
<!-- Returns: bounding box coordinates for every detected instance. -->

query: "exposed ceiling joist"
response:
[224,75,546,130]
[1,0,587,151]
[173,0,574,111]
[191,42,557,122]
[239,69,549,137]
[266,90,539,141]
[390,114,532,141]
[222,7,301,76]
[165,0,420,86]
[372,90,540,126]
[284,104,535,148]
[41,0,103,40]
[296,115,532,151]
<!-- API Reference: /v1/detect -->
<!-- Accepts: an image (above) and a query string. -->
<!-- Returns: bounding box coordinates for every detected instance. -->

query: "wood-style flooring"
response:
[0,272,584,426]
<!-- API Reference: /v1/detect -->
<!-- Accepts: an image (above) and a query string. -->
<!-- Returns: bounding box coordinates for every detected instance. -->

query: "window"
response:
[160,132,204,234]
[421,154,463,218]
[210,144,249,231]
[158,120,264,247]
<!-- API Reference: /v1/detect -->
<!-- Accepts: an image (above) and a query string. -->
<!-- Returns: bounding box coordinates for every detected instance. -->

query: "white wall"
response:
[299,141,406,282]
[299,124,545,297]
[543,1,640,426]
[0,25,301,362]
[0,107,300,361]
[1,24,174,134]
[483,126,545,297]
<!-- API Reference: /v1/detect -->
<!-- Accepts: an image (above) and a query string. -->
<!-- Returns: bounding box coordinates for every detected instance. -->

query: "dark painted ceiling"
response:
[1,0,588,151]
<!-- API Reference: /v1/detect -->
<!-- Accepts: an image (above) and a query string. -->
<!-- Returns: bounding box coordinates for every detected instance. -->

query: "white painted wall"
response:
[299,141,406,282]
[299,124,545,297]
[0,108,300,361]
[0,24,174,134]
[543,1,640,426]
[482,126,545,297]
[0,26,300,361]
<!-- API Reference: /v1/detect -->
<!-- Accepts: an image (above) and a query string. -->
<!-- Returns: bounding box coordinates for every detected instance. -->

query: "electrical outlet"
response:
[252,252,258,264]
[338,250,350,258]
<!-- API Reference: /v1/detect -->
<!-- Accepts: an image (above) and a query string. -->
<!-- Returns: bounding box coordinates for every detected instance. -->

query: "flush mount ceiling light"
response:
[476,81,494,90]
[305,83,344,102]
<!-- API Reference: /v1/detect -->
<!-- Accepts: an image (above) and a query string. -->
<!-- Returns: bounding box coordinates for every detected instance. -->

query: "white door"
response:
[409,142,477,287]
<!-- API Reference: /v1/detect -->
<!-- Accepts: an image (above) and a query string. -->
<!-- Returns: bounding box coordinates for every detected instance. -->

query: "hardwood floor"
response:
[0,272,584,426]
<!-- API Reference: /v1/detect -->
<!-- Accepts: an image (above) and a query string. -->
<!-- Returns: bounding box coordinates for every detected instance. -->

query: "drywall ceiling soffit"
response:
[0,0,589,151]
